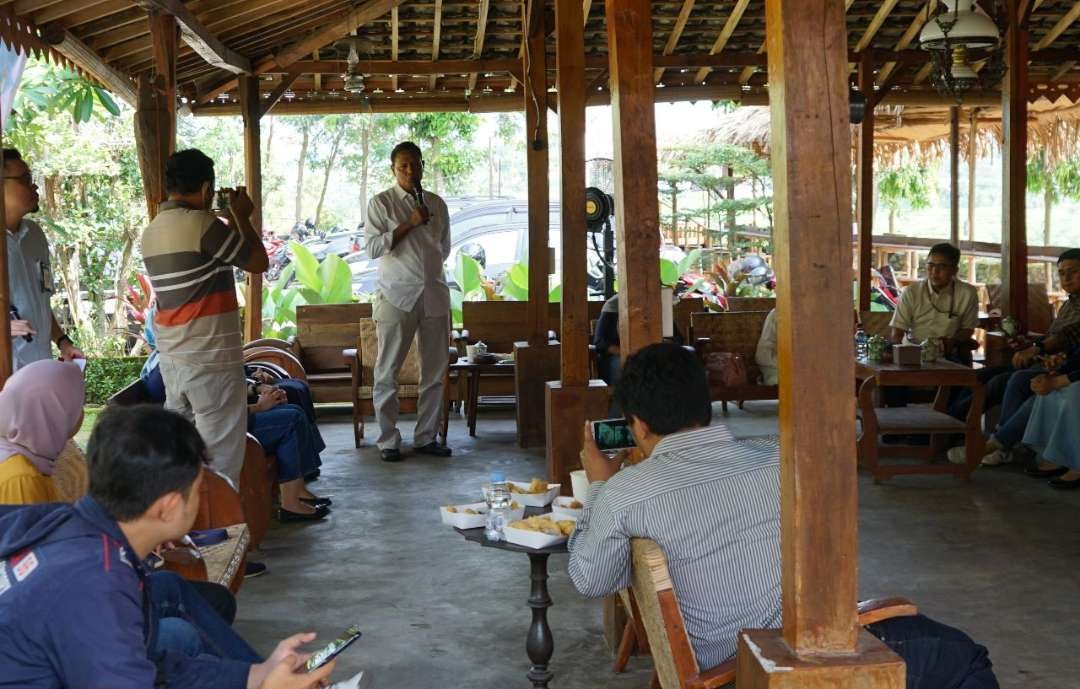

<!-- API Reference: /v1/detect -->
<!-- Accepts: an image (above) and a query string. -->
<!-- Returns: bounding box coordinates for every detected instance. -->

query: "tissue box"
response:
[893,344,922,366]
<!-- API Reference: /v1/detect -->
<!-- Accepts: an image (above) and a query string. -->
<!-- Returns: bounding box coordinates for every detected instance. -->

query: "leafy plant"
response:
[876,164,935,234]
[83,357,147,405]
[261,242,353,337]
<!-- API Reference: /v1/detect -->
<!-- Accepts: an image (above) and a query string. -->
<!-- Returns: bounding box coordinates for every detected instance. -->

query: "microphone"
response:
[413,180,426,210]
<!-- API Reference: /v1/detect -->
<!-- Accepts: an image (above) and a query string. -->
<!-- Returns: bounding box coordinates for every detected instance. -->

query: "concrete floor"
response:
[234,401,1080,689]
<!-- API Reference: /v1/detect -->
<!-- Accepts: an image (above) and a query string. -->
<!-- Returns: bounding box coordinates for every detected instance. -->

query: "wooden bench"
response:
[689,310,778,413]
[725,296,775,313]
[289,303,373,403]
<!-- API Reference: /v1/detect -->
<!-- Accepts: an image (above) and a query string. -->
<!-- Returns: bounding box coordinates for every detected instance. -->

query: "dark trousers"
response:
[150,571,261,662]
[248,403,325,482]
[868,614,999,689]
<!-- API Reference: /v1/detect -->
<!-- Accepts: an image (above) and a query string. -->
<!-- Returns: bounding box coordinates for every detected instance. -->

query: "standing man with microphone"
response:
[365,142,452,462]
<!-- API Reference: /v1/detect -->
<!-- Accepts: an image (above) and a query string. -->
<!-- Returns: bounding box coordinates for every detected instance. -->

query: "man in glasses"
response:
[3,148,84,370]
[364,141,452,462]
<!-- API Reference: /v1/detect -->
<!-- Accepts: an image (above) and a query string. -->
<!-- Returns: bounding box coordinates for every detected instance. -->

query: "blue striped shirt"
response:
[567,425,782,669]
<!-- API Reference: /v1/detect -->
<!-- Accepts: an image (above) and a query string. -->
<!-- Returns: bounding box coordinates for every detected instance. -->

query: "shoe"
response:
[304,469,321,482]
[947,446,967,465]
[278,505,330,523]
[300,496,332,508]
[981,449,1012,467]
[1026,465,1068,479]
[415,442,452,457]
[1049,476,1080,490]
[244,561,268,579]
[381,448,402,462]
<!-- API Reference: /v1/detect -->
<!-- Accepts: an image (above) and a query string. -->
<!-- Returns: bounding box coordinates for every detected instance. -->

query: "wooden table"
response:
[447,359,516,436]
[856,358,985,481]
[455,516,568,689]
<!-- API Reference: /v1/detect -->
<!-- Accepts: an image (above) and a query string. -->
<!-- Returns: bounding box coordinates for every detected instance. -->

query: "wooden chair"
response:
[347,318,422,448]
[858,311,894,339]
[725,296,775,313]
[290,303,373,403]
[243,345,307,380]
[621,538,917,689]
[689,311,778,413]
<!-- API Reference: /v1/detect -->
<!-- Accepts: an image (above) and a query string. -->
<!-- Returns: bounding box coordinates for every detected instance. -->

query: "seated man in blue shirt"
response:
[0,405,337,689]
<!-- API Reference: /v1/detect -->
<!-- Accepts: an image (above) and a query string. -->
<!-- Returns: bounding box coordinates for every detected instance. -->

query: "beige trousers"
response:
[372,295,449,450]
[159,357,248,486]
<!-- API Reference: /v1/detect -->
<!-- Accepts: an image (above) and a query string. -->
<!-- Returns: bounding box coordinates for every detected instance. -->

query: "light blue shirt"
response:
[7,219,54,370]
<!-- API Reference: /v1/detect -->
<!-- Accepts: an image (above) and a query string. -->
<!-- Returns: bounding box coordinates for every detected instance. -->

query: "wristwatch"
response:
[55,333,73,348]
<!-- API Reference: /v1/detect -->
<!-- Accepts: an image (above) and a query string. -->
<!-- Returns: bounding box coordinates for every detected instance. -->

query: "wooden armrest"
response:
[694,337,711,356]
[686,659,737,689]
[244,338,292,351]
[343,347,358,369]
[448,347,459,364]
[857,597,917,626]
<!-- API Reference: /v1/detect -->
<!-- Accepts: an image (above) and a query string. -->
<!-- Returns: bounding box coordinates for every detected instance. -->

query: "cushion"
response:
[199,523,250,589]
[358,319,421,386]
[53,441,88,503]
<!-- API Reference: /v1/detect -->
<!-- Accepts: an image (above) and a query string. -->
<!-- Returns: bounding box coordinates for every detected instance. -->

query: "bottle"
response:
[854,326,868,360]
[483,471,511,541]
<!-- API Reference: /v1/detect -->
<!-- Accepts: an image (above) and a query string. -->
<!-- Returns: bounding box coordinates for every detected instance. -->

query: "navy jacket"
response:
[0,497,250,689]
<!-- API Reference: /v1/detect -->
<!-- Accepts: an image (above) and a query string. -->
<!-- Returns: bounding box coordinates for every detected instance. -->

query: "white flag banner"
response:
[0,44,28,130]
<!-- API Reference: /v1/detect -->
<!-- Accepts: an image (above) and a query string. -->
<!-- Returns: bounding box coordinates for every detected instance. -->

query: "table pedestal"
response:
[526,553,554,688]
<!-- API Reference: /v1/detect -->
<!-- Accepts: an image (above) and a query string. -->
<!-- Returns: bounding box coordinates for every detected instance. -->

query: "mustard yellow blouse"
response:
[0,453,60,505]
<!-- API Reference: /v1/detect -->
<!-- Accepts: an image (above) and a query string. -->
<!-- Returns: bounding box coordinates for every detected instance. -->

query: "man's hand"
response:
[1007,335,1032,351]
[58,340,85,362]
[408,205,430,229]
[248,633,317,689]
[1031,373,1070,396]
[9,320,35,339]
[255,653,335,689]
[1013,345,1040,369]
[254,369,274,384]
[254,389,286,412]
[229,186,255,221]
[1038,353,1067,372]
[580,422,621,484]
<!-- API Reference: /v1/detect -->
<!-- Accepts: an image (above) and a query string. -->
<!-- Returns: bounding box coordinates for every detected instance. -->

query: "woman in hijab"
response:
[0,359,85,504]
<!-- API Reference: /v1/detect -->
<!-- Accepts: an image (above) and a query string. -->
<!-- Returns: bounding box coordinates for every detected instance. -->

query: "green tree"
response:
[381,112,481,194]
[875,163,935,235]
[1027,153,1080,246]
[286,115,323,224]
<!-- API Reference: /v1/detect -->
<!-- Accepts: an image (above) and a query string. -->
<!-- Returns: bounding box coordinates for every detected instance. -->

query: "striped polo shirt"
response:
[568,425,782,670]
[141,201,253,370]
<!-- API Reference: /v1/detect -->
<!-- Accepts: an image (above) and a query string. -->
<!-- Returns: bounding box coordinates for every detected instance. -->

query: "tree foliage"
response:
[875,163,935,234]
[381,112,481,194]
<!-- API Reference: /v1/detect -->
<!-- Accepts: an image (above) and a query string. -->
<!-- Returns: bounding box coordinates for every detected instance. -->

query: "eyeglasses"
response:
[925,261,956,272]
[2,174,34,186]
[1060,267,1080,280]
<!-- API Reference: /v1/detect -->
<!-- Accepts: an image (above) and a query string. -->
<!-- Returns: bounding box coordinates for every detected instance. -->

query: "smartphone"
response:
[592,418,636,452]
[306,625,362,672]
[9,305,31,343]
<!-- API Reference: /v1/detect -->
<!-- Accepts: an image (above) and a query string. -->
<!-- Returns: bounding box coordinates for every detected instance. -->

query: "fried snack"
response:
[566,500,583,509]
[508,478,549,494]
[508,515,575,537]
[556,520,576,536]
[445,506,457,513]
[446,506,481,514]
[510,501,522,510]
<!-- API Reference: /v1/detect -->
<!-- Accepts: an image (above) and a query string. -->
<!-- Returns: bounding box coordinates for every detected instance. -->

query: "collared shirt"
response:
[755,308,778,385]
[141,201,253,370]
[890,278,979,342]
[365,185,451,315]
[1048,292,1080,336]
[567,425,782,670]
[7,219,54,370]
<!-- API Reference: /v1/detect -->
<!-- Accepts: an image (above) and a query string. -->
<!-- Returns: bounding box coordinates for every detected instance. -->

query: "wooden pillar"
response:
[239,75,263,343]
[515,0,559,448]
[949,106,960,246]
[968,108,979,242]
[739,0,904,684]
[147,10,177,157]
[608,0,661,355]
[545,0,608,490]
[856,53,874,313]
[0,108,11,388]
[1002,0,1029,327]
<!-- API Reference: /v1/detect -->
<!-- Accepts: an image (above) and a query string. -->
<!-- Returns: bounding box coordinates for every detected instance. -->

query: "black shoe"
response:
[1026,465,1068,478]
[415,442,452,457]
[244,561,268,579]
[300,496,332,508]
[278,505,330,523]
[1049,476,1080,490]
[304,469,321,482]
[381,448,402,462]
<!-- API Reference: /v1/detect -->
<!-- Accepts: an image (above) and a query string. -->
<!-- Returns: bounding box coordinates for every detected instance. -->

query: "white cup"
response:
[465,344,479,359]
[570,470,590,505]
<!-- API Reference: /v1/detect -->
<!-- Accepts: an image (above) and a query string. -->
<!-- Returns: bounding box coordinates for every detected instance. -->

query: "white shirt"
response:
[365,184,451,315]
[7,219,54,370]
[889,278,979,342]
[754,309,778,385]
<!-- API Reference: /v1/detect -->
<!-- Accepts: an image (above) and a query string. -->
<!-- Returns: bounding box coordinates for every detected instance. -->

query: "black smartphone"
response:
[306,625,362,672]
[592,418,635,452]
[9,305,31,343]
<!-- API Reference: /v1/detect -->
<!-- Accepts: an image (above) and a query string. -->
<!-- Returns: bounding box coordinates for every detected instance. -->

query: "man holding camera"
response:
[364,142,452,462]
[141,149,268,484]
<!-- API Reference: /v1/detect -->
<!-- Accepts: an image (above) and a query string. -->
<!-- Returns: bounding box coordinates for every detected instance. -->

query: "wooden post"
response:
[134,75,171,219]
[515,0,559,448]
[739,0,904,684]
[545,0,608,489]
[0,108,11,388]
[856,53,874,313]
[949,106,960,246]
[968,108,978,242]
[148,10,177,157]
[1002,0,1029,327]
[239,75,264,343]
[608,0,662,354]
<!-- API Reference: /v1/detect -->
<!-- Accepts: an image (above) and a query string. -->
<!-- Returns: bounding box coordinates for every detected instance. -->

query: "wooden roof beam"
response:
[136,0,251,74]
[289,57,521,76]
[877,0,937,86]
[467,0,490,93]
[654,0,695,84]
[39,22,137,106]
[429,0,443,89]
[1033,1,1080,51]
[738,39,766,85]
[854,0,901,52]
[195,0,400,104]
[694,0,749,83]
[262,68,302,117]
[391,5,399,91]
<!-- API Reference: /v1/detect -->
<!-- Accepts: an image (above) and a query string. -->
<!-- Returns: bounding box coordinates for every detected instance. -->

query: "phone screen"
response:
[306,625,362,672]
[592,418,635,452]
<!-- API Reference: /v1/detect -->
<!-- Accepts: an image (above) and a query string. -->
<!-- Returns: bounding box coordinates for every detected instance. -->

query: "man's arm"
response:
[439,199,451,261]
[1014,319,1080,367]
[566,480,633,598]
[224,188,269,274]
[50,313,84,360]
[888,288,914,343]
[365,196,428,257]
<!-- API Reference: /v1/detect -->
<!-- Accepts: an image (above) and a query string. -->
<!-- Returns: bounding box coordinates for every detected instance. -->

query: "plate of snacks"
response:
[440,501,525,529]
[551,496,584,519]
[502,478,561,507]
[505,514,578,549]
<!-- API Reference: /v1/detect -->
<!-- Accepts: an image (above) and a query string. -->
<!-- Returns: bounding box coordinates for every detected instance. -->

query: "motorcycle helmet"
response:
[459,242,487,269]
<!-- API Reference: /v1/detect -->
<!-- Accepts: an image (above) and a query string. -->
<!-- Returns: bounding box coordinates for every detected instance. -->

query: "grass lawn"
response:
[74,406,102,450]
